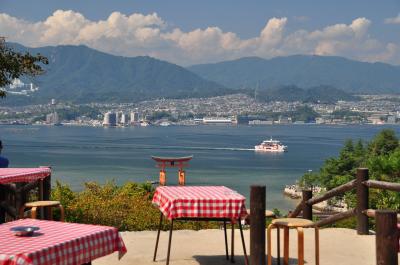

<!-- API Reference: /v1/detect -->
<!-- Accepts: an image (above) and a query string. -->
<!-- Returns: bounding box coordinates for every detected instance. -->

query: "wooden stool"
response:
[267,218,319,265]
[19,201,65,221]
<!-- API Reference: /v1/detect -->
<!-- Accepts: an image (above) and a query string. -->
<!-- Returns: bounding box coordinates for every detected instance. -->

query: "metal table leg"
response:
[231,220,235,263]
[238,218,248,265]
[224,220,229,260]
[153,212,163,261]
[166,219,174,265]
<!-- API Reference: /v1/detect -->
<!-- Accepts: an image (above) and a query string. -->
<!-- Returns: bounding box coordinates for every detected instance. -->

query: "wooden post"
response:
[375,210,398,265]
[178,169,185,186]
[43,174,51,220]
[302,190,313,220]
[159,170,166,186]
[356,168,369,235]
[250,185,266,265]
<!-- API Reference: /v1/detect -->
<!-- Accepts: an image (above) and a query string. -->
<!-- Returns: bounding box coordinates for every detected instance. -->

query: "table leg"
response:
[297,227,304,265]
[43,175,51,220]
[231,220,235,263]
[238,218,248,265]
[283,227,289,265]
[166,219,174,265]
[277,227,281,265]
[267,224,274,265]
[315,227,320,265]
[153,212,163,262]
[39,179,44,219]
[223,220,229,260]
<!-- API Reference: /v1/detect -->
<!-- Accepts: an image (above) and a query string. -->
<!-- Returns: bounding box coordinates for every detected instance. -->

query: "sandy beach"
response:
[93,228,390,265]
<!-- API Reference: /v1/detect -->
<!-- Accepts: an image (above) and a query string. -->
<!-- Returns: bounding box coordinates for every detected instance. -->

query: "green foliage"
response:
[56,105,101,121]
[0,38,48,97]
[51,181,220,231]
[3,44,229,105]
[300,129,400,210]
[290,106,319,122]
[147,111,172,121]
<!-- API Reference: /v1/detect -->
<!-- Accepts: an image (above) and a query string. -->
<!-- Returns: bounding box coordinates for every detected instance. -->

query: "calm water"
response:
[1,124,399,210]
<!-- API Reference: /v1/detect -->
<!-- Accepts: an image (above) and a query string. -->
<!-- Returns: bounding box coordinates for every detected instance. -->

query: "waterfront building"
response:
[202,116,237,124]
[116,111,122,124]
[248,120,273,125]
[387,115,396,124]
[103,112,117,126]
[121,113,129,125]
[46,112,60,125]
[130,112,140,125]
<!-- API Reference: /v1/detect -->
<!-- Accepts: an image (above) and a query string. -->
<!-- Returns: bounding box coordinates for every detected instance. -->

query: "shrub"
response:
[51,181,220,231]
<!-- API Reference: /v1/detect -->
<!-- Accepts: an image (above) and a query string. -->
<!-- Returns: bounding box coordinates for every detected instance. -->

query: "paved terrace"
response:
[94,228,387,265]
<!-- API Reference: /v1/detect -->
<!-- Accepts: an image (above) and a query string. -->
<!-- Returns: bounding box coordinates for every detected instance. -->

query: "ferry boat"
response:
[255,138,287,152]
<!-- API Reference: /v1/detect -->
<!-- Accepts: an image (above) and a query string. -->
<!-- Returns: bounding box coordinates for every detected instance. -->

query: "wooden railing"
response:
[287,168,399,265]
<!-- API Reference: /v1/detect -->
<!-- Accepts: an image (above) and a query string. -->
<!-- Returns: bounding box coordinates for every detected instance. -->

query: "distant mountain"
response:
[250,85,358,103]
[4,43,229,105]
[188,55,400,94]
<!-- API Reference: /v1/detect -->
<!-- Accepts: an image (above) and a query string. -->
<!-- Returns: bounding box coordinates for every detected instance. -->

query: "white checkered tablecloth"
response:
[152,186,248,220]
[0,219,127,265]
[0,168,51,184]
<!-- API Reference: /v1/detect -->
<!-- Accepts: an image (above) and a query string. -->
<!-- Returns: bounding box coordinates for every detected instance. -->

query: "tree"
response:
[368,129,399,156]
[0,37,48,97]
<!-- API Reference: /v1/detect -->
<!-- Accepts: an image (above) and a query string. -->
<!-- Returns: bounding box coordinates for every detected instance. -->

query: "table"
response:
[0,168,52,223]
[152,186,248,265]
[0,218,127,265]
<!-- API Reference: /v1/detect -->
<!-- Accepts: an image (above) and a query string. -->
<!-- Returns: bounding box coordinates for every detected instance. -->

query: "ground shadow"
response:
[194,255,300,265]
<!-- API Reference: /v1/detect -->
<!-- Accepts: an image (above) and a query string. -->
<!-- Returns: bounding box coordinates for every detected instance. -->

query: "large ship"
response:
[255,138,287,152]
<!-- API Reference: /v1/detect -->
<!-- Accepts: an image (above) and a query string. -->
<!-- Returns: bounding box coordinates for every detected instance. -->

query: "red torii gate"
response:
[151,155,193,186]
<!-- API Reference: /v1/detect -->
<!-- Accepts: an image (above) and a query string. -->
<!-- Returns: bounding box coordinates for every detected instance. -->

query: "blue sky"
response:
[1,0,400,65]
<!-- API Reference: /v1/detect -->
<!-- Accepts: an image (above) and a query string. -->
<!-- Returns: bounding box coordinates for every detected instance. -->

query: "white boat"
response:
[255,138,287,152]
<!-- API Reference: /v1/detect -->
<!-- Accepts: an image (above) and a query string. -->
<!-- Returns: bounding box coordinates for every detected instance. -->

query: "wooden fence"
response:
[250,168,399,265]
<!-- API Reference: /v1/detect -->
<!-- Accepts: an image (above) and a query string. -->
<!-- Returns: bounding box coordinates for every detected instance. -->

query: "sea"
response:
[1,124,399,211]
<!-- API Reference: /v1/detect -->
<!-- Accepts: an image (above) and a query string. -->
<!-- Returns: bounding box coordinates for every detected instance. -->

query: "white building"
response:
[103,112,117,126]
[121,113,129,125]
[130,112,140,124]
[202,116,237,124]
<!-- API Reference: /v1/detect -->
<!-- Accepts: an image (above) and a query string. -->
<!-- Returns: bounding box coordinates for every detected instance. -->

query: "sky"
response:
[1,0,400,65]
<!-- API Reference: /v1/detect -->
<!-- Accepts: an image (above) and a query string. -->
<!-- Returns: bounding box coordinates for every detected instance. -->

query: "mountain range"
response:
[188,55,400,94]
[2,43,400,105]
[5,43,229,105]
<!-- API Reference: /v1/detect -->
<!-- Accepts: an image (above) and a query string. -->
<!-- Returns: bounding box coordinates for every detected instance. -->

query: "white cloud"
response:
[0,10,399,65]
[384,13,400,24]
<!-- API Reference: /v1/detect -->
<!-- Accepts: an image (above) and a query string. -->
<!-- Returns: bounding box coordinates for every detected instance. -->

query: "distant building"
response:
[202,116,237,124]
[130,112,140,124]
[387,115,396,124]
[46,112,59,125]
[368,114,385,125]
[51,99,56,105]
[116,112,122,124]
[315,117,325,124]
[103,112,117,126]
[248,120,273,125]
[278,116,292,124]
[120,113,129,125]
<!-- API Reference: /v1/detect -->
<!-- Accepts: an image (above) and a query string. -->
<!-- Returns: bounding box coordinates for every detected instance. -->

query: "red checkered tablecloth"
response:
[0,168,51,184]
[152,186,248,220]
[0,219,127,265]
